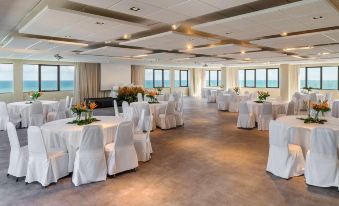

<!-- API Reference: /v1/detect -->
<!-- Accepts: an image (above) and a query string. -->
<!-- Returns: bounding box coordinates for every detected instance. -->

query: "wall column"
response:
[221,67,227,88]
[279,64,290,101]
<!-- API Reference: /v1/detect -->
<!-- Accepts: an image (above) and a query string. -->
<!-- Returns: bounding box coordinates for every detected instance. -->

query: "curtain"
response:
[188,68,203,97]
[75,63,109,102]
[131,65,145,86]
[226,67,239,90]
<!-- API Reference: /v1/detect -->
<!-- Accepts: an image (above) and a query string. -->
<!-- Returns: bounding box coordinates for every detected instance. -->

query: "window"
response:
[239,68,279,88]
[238,70,245,87]
[267,68,279,88]
[205,70,221,87]
[175,70,189,87]
[307,67,321,89]
[144,69,170,88]
[300,66,339,90]
[245,69,255,88]
[22,64,75,92]
[0,64,13,93]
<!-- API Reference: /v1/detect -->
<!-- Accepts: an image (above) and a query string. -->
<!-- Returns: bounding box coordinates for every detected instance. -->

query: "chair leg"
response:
[6,174,9,177]
[16,178,19,182]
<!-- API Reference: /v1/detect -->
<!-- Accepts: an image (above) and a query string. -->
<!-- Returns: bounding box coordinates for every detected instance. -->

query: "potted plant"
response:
[145,89,159,104]
[29,91,43,102]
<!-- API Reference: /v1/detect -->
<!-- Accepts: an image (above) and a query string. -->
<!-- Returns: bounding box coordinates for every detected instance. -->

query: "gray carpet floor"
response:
[0,97,338,206]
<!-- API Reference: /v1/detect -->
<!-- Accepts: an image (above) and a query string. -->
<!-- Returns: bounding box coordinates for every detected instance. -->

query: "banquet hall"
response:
[1,0,339,205]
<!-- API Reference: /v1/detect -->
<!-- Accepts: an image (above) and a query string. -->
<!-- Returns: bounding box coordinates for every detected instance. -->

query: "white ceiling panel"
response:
[136,0,187,9]
[143,52,195,60]
[19,6,148,42]
[2,37,39,49]
[120,31,216,50]
[176,56,225,63]
[109,0,161,18]
[193,0,339,40]
[69,0,122,8]
[224,51,286,59]
[167,0,218,18]
[199,0,257,10]
[81,46,151,57]
[321,44,339,53]
[144,9,189,24]
[185,44,260,55]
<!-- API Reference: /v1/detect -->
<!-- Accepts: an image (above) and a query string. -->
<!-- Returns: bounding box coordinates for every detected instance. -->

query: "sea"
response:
[0,80,74,93]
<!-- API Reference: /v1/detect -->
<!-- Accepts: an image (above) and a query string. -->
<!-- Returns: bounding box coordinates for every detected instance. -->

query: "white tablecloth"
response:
[41,116,122,171]
[273,116,339,156]
[7,100,58,127]
[247,101,288,121]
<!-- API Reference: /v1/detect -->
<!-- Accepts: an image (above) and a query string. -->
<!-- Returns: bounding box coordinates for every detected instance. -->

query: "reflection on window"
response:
[267,69,279,88]
[256,69,266,88]
[144,69,170,88]
[144,69,153,88]
[205,70,220,87]
[307,67,321,89]
[41,65,58,91]
[322,67,338,90]
[175,70,188,87]
[0,64,13,93]
[245,70,255,87]
[238,70,245,87]
[60,66,75,91]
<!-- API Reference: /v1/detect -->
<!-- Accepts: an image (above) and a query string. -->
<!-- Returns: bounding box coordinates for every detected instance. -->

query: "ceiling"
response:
[0,0,339,67]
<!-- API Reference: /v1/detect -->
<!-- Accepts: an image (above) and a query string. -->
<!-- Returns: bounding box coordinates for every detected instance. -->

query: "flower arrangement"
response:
[155,87,163,95]
[219,84,225,89]
[69,102,99,125]
[117,86,145,103]
[145,89,159,104]
[233,87,240,95]
[256,91,270,103]
[302,86,313,94]
[29,91,43,101]
[298,100,330,124]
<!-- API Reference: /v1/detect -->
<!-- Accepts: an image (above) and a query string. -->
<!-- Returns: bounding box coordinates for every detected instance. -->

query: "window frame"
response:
[0,63,14,94]
[152,69,170,88]
[176,70,189,87]
[23,64,74,92]
[301,66,339,90]
[205,70,221,87]
[240,68,279,88]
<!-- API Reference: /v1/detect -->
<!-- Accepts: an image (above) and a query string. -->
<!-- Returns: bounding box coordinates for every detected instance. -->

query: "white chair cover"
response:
[228,94,239,112]
[175,98,184,126]
[29,101,44,126]
[249,92,257,100]
[47,100,67,122]
[7,122,28,177]
[114,100,120,117]
[258,103,273,131]
[105,121,138,175]
[65,96,70,109]
[237,102,255,128]
[217,94,228,111]
[66,97,74,118]
[0,101,9,131]
[137,93,143,102]
[286,101,295,116]
[309,93,317,103]
[72,125,107,186]
[134,114,153,162]
[158,101,177,130]
[206,90,216,103]
[163,93,169,101]
[25,126,68,186]
[122,101,129,117]
[292,92,301,115]
[305,127,338,187]
[244,91,250,95]
[266,121,305,179]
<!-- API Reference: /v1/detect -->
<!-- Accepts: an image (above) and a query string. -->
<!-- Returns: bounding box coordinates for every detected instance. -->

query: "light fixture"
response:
[46,40,88,47]
[291,55,303,59]
[64,35,72,38]
[283,46,313,51]
[96,21,105,25]
[225,32,232,35]
[244,58,251,61]
[133,54,148,58]
[130,7,141,11]
[318,52,330,55]
[186,44,193,50]
[123,34,131,39]
[281,32,288,37]
[171,24,178,30]
[313,16,323,20]
[241,50,246,54]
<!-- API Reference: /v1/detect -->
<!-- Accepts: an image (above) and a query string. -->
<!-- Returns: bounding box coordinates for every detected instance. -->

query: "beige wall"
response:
[0,59,74,103]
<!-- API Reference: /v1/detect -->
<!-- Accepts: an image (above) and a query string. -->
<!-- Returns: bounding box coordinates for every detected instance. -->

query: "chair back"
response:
[7,122,20,150]
[325,93,332,102]
[293,92,301,100]
[268,120,289,148]
[244,91,250,95]
[286,101,295,115]
[27,126,48,158]
[69,97,74,108]
[122,101,129,115]
[114,121,134,148]
[124,106,134,121]
[227,88,233,94]
[57,99,66,113]
[218,94,227,103]
[30,101,43,115]
[165,101,176,115]
[137,109,145,132]
[0,101,8,116]
[65,96,70,109]
[239,102,250,115]
[137,93,143,102]
[114,100,119,117]
[309,93,317,103]
[163,93,169,101]
[79,125,104,153]
[262,102,273,115]
[310,127,337,159]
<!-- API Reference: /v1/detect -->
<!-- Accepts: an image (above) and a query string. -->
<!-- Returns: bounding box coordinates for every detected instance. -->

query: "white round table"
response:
[41,116,122,172]
[247,101,288,121]
[273,116,339,156]
[7,100,58,127]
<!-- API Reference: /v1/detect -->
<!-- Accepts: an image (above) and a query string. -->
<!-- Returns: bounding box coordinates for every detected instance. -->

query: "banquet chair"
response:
[26,126,69,187]
[244,91,250,96]
[277,101,295,119]
[206,90,216,103]
[105,121,138,175]
[175,98,184,126]
[122,101,129,117]
[324,93,332,105]
[237,102,255,128]
[0,101,10,131]
[72,125,107,186]
[134,113,153,162]
[47,100,67,122]
[309,93,317,103]
[228,94,239,113]
[6,122,28,179]
[158,101,177,130]
[163,93,169,101]
[249,92,257,100]
[137,93,143,102]
[29,101,44,126]
[266,121,305,179]
[292,92,301,115]
[258,102,273,131]
[65,96,70,109]
[226,88,233,94]
[114,100,121,117]
[217,94,228,111]
[66,97,74,118]
[305,128,339,187]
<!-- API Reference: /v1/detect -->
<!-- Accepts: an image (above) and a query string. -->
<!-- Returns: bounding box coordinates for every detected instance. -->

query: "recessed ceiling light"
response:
[171,24,178,30]
[64,35,72,38]
[241,51,246,54]
[225,32,232,35]
[283,46,313,51]
[186,44,193,50]
[96,21,105,25]
[313,16,323,20]
[123,34,131,39]
[244,58,251,61]
[281,32,288,37]
[133,54,148,58]
[318,52,330,55]
[130,7,141,11]
[291,55,303,59]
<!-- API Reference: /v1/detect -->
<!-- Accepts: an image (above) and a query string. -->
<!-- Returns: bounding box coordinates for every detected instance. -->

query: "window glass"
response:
[144,69,153,88]
[205,70,210,87]
[267,69,279,88]
[299,68,306,89]
[256,69,266,88]
[217,70,221,86]
[154,70,163,87]
[60,66,75,91]
[23,64,39,92]
[238,70,245,87]
[175,70,180,87]
[210,71,218,87]
[0,64,13,93]
[164,70,170,87]
[322,67,338,90]
[180,70,188,87]
[245,70,255,87]
[41,65,58,91]
[307,67,321,89]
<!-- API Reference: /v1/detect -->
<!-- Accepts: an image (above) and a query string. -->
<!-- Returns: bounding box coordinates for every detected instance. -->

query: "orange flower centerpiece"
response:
[69,102,99,125]
[29,91,43,102]
[298,100,330,124]
[117,86,145,103]
[145,89,159,104]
